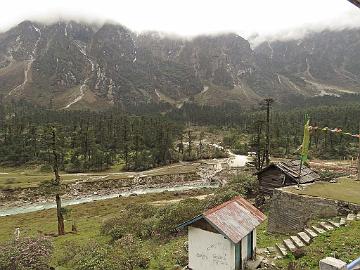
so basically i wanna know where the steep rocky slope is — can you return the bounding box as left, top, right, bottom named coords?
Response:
left=0, top=20, right=359, bottom=109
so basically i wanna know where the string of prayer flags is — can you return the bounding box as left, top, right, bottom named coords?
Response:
left=308, top=125, right=360, bottom=138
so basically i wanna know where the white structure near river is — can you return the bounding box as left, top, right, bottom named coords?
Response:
left=178, top=196, right=266, bottom=270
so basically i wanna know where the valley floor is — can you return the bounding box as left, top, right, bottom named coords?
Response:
left=0, top=188, right=359, bottom=270
left=0, top=190, right=214, bottom=269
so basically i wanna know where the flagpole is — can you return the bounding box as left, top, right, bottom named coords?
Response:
left=299, top=115, right=310, bottom=187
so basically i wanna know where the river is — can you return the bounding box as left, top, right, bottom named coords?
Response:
left=229, top=153, right=249, bottom=167
left=0, top=152, right=249, bottom=217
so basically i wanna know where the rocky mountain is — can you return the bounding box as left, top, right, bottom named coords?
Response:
left=0, top=20, right=359, bottom=110
left=255, top=29, right=360, bottom=99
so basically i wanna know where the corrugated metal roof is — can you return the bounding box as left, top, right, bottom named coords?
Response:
left=256, top=160, right=320, bottom=184
left=178, top=196, right=266, bottom=244
left=203, top=196, right=266, bottom=244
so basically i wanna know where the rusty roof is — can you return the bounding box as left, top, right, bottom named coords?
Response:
left=256, top=160, right=320, bottom=184
left=177, top=196, right=266, bottom=244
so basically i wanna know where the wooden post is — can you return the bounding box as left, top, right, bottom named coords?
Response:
left=56, top=194, right=65, bottom=235
left=358, top=128, right=360, bottom=181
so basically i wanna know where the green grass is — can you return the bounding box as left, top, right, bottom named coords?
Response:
left=0, top=162, right=199, bottom=189
left=288, top=178, right=360, bottom=205
left=0, top=169, right=78, bottom=189
left=0, top=189, right=211, bottom=268
left=141, top=163, right=199, bottom=176
left=256, top=219, right=287, bottom=248
left=1, top=187, right=359, bottom=269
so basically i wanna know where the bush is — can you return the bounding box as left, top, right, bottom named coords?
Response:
left=152, top=198, right=205, bottom=237
left=60, top=241, right=112, bottom=270
left=318, top=169, right=346, bottom=181
left=101, top=199, right=206, bottom=241
left=205, top=189, right=241, bottom=209
left=212, top=172, right=258, bottom=199
left=230, top=172, right=258, bottom=196
left=101, top=204, right=157, bottom=240
left=0, top=237, right=53, bottom=270
left=58, top=237, right=151, bottom=270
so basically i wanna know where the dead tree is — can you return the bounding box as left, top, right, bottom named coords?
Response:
left=56, top=194, right=65, bottom=235
left=51, top=128, right=64, bottom=235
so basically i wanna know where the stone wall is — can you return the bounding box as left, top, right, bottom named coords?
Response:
left=268, top=188, right=360, bottom=233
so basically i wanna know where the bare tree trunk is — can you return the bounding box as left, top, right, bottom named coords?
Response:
left=52, top=129, right=60, bottom=185
left=56, top=194, right=65, bottom=235
left=255, top=121, right=263, bottom=171
left=264, top=98, right=274, bottom=166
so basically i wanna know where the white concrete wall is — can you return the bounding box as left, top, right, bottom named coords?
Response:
left=188, top=226, right=235, bottom=270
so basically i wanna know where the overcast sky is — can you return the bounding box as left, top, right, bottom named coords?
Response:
left=1, top=0, right=359, bottom=42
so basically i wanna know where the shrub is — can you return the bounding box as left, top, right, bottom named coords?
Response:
left=0, top=237, right=53, bottom=270
left=228, top=172, right=258, bottom=196
left=58, top=237, right=151, bottom=270
left=101, top=199, right=206, bottom=241
left=111, top=235, right=151, bottom=270
left=318, top=169, right=346, bottom=181
left=152, top=198, right=205, bottom=237
left=101, top=204, right=157, bottom=240
left=61, top=241, right=111, bottom=270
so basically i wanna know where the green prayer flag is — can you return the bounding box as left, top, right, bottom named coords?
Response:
left=301, top=116, right=310, bottom=162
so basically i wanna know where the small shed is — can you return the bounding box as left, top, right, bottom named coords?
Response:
left=178, top=196, right=266, bottom=270
left=256, top=160, right=320, bottom=195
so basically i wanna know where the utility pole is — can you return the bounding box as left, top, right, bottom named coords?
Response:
left=264, top=98, right=274, bottom=166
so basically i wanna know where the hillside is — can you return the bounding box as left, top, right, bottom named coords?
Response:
left=0, top=20, right=359, bottom=110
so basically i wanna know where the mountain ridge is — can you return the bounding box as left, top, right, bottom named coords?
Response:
left=0, top=20, right=359, bottom=110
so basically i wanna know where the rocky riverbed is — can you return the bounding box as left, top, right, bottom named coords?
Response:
left=0, top=154, right=249, bottom=215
